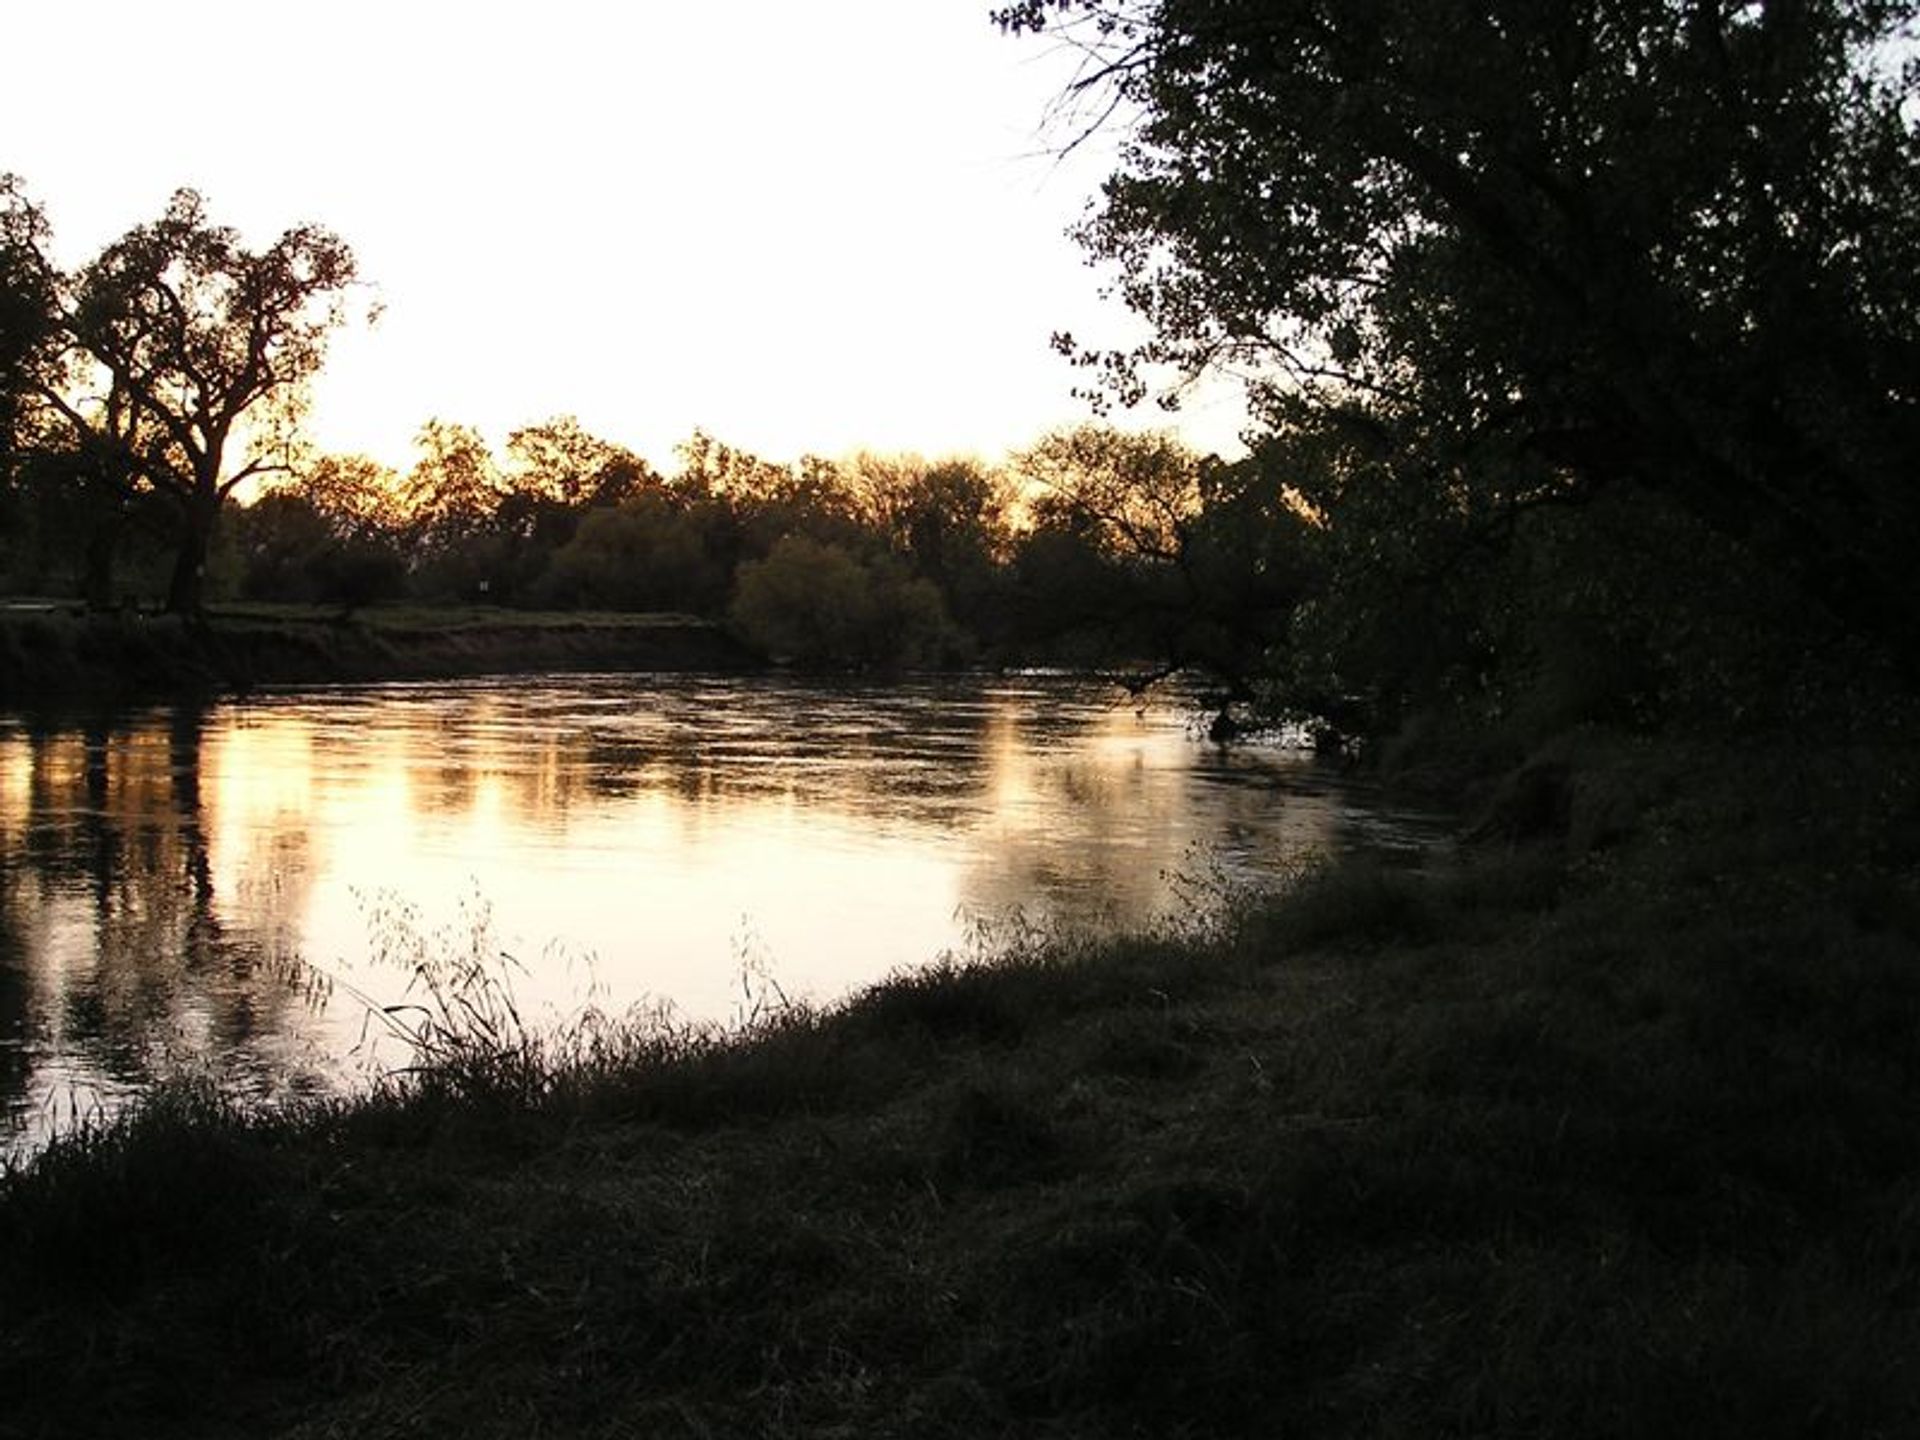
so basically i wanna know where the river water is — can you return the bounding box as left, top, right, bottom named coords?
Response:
left=0, top=673, right=1442, bottom=1148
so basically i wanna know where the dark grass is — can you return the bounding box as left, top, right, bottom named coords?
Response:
left=5, top=733, right=1920, bottom=1437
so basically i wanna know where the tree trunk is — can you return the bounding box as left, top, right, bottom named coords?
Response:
left=165, top=489, right=220, bottom=616
left=81, top=523, right=117, bottom=611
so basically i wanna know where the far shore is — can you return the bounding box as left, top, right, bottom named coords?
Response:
left=0, top=601, right=764, bottom=705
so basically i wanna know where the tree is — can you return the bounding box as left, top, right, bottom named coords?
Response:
left=1010, top=424, right=1316, bottom=694
left=0, top=177, right=57, bottom=464
left=841, top=452, right=1014, bottom=634
left=1016, top=424, right=1199, bottom=566
left=290, top=453, right=405, bottom=542
left=541, top=494, right=729, bottom=613
left=238, top=454, right=408, bottom=607
left=4, top=179, right=158, bottom=604
left=997, top=1, right=1920, bottom=676
left=505, top=415, right=658, bottom=509
left=35, top=189, right=360, bottom=613
left=401, top=420, right=502, bottom=552
left=2, top=180, right=67, bottom=591
left=731, top=534, right=958, bottom=669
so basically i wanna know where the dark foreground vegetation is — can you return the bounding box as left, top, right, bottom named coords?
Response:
left=4, top=719, right=1919, bottom=1438
left=7, top=2, right=1920, bottom=1433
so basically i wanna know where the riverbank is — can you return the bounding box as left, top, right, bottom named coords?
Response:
left=0, top=602, right=759, bottom=704
left=4, top=723, right=1918, bottom=1437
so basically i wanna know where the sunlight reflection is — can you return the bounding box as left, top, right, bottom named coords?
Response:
left=1, top=676, right=1443, bottom=1146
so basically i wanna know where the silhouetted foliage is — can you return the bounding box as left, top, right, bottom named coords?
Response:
left=999, top=0, right=1920, bottom=716
left=287, top=452, right=405, bottom=540
left=730, top=533, right=959, bottom=669
left=232, top=491, right=406, bottom=608
left=1002, top=425, right=1318, bottom=694
left=5, top=186, right=360, bottom=613
left=0, top=178, right=57, bottom=468
left=506, top=415, right=660, bottom=510
left=402, top=420, right=503, bottom=560
left=541, top=493, right=729, bottom=613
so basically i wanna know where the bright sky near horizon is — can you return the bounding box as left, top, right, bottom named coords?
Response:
left=2, top=2, right=1247, bottom=474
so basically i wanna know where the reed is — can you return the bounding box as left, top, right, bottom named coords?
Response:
left=4, top=730, right=1918, bottom=1437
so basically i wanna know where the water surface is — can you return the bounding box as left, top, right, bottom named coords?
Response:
left=0, top=673, right=1441, bottom=1145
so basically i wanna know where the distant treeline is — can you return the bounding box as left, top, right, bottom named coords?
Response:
left=0, top=391, right=1906, bottom=744
left=0, top=416, right=1313, bottom=684
left=10, top=0, right=1920, bottom=748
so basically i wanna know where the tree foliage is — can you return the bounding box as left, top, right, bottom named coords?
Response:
left=505, top=415, right=658, bottom=509
left=730, top=533, right=958, bottom=669
left=1, top=182, right=359, bottom=612
left=998, top=0, right=1920, bottom=680
left=239, top=455, right=408, bottom=607
left=0, top=178, right=57, bottom=460
left=542, top=495, right=728, bottom=613
left=1006, top=425, right=1319, bottom=697
left=289, top=453, right=406, bottom=541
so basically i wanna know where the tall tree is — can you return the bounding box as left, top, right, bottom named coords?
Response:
left=290, top=453, right=405, bottom=542
left=29, top=188, right=358, bottom=613
left=3, top=178, right=156, bottom=603
left=1010, top=424, right=1316, bottom=695
left=401, top=419, right=503, bottom=553
left=0, top=177, right=57, bottom=462
left=1, top=179, right=56, bottom=586
left=505, top=416, right=658, bottom=509
left=998, top=1, right=1920, bottom=672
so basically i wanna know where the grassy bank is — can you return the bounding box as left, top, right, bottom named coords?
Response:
left=0, top=602, right=758, bottom=704
left=4, top=727, right=1920, bottom=1437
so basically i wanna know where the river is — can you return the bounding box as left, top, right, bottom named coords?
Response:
left=0, top=673, right=1443, bottom=1149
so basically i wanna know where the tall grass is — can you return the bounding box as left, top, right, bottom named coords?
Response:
left=4, top=729, right=1920, bottom=1436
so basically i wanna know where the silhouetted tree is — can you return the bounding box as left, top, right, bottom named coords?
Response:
left=1006, top=425, right=1315, bottom=694
left=24, top=189, right=361, bottom=613
left=541, top=493, right=730, bottom=613
left=1017, top=426, right=1198, bottom=566
left=674, top=430, right=801, bottom=507
left=3, top=186, right=163, bottom=602
left=998, top=0, right=1920, bottom=678
left=399, top=420, right=506, bottom=596
left=731, top=533, right=958, bottom=668
left=843, top=453, right=1014, bottom=630
left=506, top=415, right=659, bottom=509
left=233, top=490, right=335, bottom=601
left=0, top=177, right=57, bottom=469
left=293, top=453, right=405, bottom=540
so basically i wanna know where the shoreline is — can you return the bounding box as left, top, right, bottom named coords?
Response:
left=0, top=604, right=763, bottom=705
left=4, top=724, right=1918, bottom=1435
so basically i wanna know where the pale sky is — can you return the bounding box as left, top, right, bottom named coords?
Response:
left=2, top=1, right=1247, bottom=472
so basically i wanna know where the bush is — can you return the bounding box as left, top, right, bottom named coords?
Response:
left=540, top=497, right=727, bottom=613
left=730, top=534, right=959, bottom=668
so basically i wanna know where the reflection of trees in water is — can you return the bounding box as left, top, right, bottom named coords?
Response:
left=0, top=900, right=30, bottom=1109
left=566, top=678, right=1009, bottom=824
left=479, top=679, right=1311, bottom=904
left=0, top=676, right=1417, bottom=1139
left=0, top=707, right=324, bottom=1129
left=955, top=736, right=1348, bottom=932
left=340, top=677, right=1021, bottom=833
left=957, top=716, right=1194, bottom=928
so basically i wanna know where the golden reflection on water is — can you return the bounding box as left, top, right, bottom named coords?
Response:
left=0, top=712, right=330, bottom=1134
left=0, top=676, right=1437, bottom=1145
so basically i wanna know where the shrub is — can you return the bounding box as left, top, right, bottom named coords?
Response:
left=730, top=534, right=958, bottom=668
left=540, top=497, right=727, bottom=613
